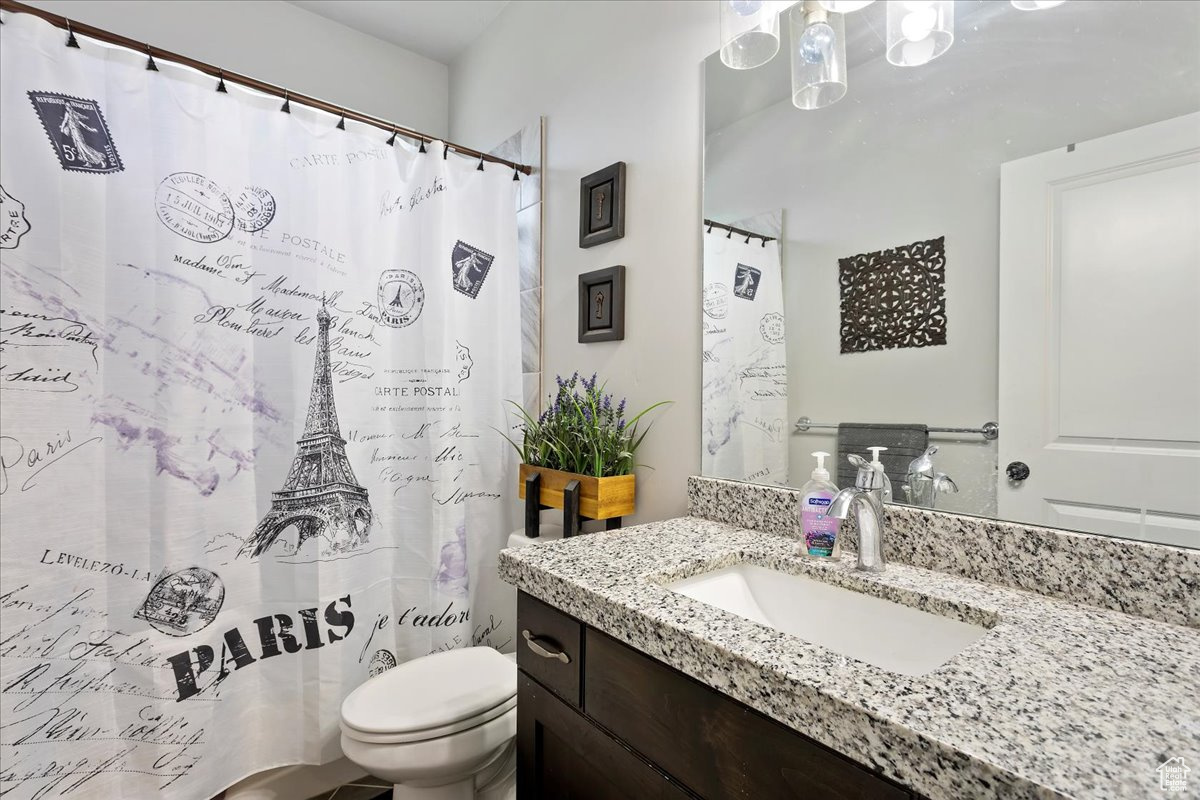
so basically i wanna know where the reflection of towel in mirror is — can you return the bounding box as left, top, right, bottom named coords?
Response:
left=836, top=423, right=929, bottom=489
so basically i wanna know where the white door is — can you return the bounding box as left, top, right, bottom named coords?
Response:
left=998, top=112, right=1200, bottom=548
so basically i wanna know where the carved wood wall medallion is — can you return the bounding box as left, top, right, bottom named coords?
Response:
left=838, top=235, right=947, bottom=354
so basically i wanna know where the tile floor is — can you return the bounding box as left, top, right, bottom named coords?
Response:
left=303, top=776, right=390, bottom=800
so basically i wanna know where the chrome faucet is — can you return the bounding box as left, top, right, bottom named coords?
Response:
left=828, top=453, right=887, bottom=572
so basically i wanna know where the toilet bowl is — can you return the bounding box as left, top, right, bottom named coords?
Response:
left=340, top=646, right=518, bottom=800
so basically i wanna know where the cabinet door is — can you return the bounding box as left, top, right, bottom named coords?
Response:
left=517, top=672, right=695, bottom=800
left=584, top=629, right=911, bottom=799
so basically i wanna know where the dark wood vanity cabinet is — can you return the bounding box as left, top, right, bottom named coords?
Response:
left=516, top=591, right=916, bottom=800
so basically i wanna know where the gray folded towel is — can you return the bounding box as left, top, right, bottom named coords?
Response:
left=836, top=423, right=930, bottom=489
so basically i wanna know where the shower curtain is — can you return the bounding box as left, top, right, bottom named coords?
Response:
left=0, top=13, right=520, bottom=800
left=701, top=227, right=788, bottom=485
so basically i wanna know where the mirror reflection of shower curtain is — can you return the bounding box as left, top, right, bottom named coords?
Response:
left=0, top=13, right=520, bottom=800
left=702, top=226, right=788, bottom=485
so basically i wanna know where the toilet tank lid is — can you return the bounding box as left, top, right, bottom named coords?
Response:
left=341, top=646, right=516, bottom=734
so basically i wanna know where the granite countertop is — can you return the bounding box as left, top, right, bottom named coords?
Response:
left=499, top=516, right=1200, bottom=800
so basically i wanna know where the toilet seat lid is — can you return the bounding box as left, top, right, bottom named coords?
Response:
left=341, top=646, right=516, bottom=735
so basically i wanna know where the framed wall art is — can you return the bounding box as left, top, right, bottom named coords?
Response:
left=579, top=161, right=626, bottom=248
left=578, top=265, right=625, bottom=343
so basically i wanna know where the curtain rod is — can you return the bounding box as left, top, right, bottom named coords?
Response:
left=0, top=0, right=533, bottom=175
left=704, top=218, right=776, bottom=244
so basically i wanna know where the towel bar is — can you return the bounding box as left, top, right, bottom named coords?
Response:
left=793, top=417, right=999, bottom=441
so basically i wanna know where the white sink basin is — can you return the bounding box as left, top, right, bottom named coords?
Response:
left=667, top=564, right=989, bottom=677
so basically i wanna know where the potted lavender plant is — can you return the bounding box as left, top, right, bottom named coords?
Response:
left=503, top=372, right=669, bottom=520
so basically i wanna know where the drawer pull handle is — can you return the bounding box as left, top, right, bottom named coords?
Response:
left=522, top=629, right=571, bottom=664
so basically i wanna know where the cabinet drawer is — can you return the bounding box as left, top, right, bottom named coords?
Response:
left=583, top=629, right=910, bottom=800
left=518, top=673, right=695, bottom=800
left=517, top=591, right=582, bottom=707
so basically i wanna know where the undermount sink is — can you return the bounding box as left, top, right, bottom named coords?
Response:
left=667, top=564, right=989, bottom=677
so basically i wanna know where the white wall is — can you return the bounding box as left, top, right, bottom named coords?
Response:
left=450, top=1, right=717, bottom=524
left=25, top=0, right=449, bottom=137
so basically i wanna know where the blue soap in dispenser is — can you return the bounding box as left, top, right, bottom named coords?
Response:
left=798, top=451, right=840, bottom=558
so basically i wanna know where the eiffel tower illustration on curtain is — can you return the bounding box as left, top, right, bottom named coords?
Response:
left=240, top=301, right=373, bottom=558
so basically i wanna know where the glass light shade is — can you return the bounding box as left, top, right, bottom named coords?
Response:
left=886, top=0, right=954, bottom=67
left=1010, top=0, right=1067, bottom=9
left=720, top=0, right=781, bottom=69
left=819, top=0, right=875, bottom=11
left=790, top=4, right=847, bottom=110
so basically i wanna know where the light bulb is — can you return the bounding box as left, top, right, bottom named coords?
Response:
left=720, top=0, right=780, bottom=69
left=798, top=20, right=835, bottom=64
left=789, top=4, right=846, bottom=109
left=1010, top=0, right=1066, bottom=9
left=819, top=0, right=874, bottom=11
left=886, top=0, right=953, bottom=67
left=901, top=7, right=937, bottom=41
left=728, top=0, right=764, bottom=16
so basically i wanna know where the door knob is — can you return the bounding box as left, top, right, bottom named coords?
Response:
left=1005, top=461, right=1030, bottom=482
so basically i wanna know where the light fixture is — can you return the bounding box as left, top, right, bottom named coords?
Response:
left=790, top=1, right=847, bottom=109
left=720, top=0, right=781, bottom=69
left=1010, top=0, right=1066, bottom=9
left=818, top=0, right=874, bottom=11
left=886, top=0, right=954, bottom=67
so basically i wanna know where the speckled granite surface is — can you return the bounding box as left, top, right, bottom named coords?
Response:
left=689, top=476, right=1200, bottom=628
left=499, top=517, right=1200, bottom=799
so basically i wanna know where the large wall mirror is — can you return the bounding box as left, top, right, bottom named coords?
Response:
left=701, top=0, right=1199, bottom=548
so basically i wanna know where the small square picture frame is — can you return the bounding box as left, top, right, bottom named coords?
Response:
left=578, top=265, right=625, bottom=343
left=579, top=162, right=626, bottom=248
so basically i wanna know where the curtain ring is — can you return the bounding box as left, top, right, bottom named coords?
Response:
left=745, top=234, right=752, bottom=244
left=145, top=43, right=158, bottom=71
left=336, top=109, right=346, bottom=130
left=280, top=89, right=291, bottom=114
left=216, top=68, right=228, bottom=93
left=386, top=126, right=397, bottom=146
left=706, top=223, right=714, bottom=234
left=512, top=165, right=521, bottom=182
left=418, top=138, right=428, bottom=154
left=726, top=229, right=732, bottom=239
left=476, top=153, right=485, bottom=171
left=761, top=238, right=768, bottom=248
left=65, top=20, right=80, bottom=48
left=444, top=144, right=451, bottom=160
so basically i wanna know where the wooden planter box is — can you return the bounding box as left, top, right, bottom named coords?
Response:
left=518, top=464, right=635, bottom=521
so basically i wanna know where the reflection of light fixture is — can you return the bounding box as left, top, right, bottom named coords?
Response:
left=720, top=0, right=781, bottom=69
left=1010, top=0, right=1066, bottom=9
left=886, top=0, right=954, bottom=67
left=819, top=0, right=874, bottom=11
left=790, top=2, right=846, bottom=109
left=718, top=0, right=1057, bottom=111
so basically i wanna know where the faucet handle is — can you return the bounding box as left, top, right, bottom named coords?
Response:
left=933, top=473, right=959, bottom=494
left=847, top=454, right=885, bottom=491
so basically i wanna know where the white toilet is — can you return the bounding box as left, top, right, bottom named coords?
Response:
left=339, top=646, right=518, bottom=800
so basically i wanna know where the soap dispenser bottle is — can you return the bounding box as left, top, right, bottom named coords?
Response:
left=867, top=446, right=893, bottom=503
left=798, top=451, right=840, bottom=558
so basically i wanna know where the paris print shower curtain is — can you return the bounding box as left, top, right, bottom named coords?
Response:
left=0, top=12, right=521, bottom=799
left=701, top=228, right=788, bottom=485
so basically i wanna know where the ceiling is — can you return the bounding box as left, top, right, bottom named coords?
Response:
left=288, top=0, right=510, bottom=65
